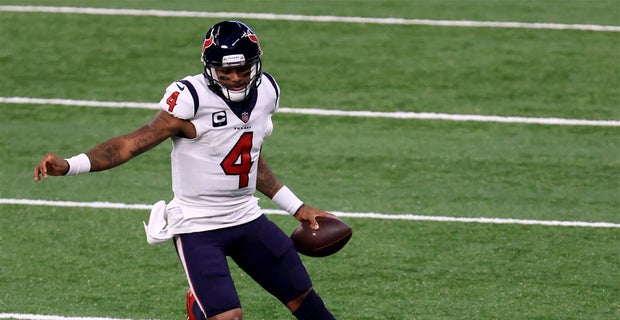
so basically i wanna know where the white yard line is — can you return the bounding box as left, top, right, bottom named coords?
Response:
left=1, top=6, right=618, bottom=127
left=1, top=96, right=618, bottom=127
left=0, top=6, right=619, bottom=32
left=2, top=198, right=618, bottom=229
left=0, top=314, right=152, bottom=320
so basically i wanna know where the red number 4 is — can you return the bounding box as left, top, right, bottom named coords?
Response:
left=166, top=91, right=180, bottom=112
left=220, top=132, right=254, bottom=188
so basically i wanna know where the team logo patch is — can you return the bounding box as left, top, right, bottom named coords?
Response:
left=241, top=112, right=250, bottom=123
left=212, top=111, right=227, bottom=127
left=247, top=32, right=258, bottom=43
left=202, top=34, right=214, bottom=54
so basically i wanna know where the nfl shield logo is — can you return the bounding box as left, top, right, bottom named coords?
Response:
left=241, top=112, right=250, bottom=123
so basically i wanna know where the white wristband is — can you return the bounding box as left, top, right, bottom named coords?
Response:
left=272, top=186, right=304, bottom=215
left=65, top=153, right=91, bottom=176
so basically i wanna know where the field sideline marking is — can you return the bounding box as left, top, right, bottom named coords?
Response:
left=2, top=198, right=618, bottom=229
left=0, top=314, right=150, bottom=320
left=1, top=96, right=618, bottom=127
left=0, top=5, right=619, bottom=32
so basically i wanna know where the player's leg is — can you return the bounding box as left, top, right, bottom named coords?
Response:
left=176, top=232, right=243, bottom=319
left=230, top=215, right=335, bottom=319
left=289, top=288, right=335, bottom=320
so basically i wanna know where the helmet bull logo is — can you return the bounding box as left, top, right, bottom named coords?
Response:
left=247, top=32, right=258, bottom=43
left=202, top=34, right=214, bottom=55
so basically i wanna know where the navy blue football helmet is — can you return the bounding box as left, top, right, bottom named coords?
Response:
left=201, top=21, right=263, bottom=102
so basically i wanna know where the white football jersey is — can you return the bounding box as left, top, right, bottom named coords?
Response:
left=156, top=73, right=280, bottom=234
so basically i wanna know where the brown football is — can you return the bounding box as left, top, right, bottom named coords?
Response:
left=290, top=216, right=353, bottom=257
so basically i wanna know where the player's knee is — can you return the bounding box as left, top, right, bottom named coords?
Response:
left=285, top=287, right=311, bottom=312
left=187, top=289, right=242, bottom=320
left=207, top=308, right=243, bottom=320
left=290, top=289, right=335, bottom=320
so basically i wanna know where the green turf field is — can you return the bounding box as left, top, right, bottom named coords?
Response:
left=0, top=1, right=619, bottom=319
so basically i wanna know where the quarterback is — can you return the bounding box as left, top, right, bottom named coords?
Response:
left=34, top=20, right=337, bottom=320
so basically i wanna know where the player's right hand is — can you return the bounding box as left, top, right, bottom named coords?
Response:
left=34, top=153, right=69, bottom=181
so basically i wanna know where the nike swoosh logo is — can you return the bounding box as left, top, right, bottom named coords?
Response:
left=176, top=82, right=186, bottom=91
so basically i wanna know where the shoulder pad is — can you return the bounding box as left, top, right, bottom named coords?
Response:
left=158, top=79, right=200, bottom=120
left=262, top=72, right=280, bottom=99
left=261, top=72, right=280, bottom=113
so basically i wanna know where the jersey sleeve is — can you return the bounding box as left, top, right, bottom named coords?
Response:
left=158, top=80, right=198, bottom=120
left=262, top=72, right=280, bottom=114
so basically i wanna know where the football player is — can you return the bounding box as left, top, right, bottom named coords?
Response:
left=34, top=20, right=337, bottom=320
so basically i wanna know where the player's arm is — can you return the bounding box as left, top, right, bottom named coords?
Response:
left=34, top=110, right=195, bottom=181
left=256, top=155, right=335, bottom=229
left=86, top=110, right=194, bottom=171
left=255, top=155, right=283, bottom=198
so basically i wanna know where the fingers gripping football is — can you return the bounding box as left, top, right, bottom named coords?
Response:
left=293, top=204, right=337, bottom=230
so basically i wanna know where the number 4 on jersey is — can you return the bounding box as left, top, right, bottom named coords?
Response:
left=220, top=132, right=253, bottom=188
left=166, top=91, right=180, bottom=112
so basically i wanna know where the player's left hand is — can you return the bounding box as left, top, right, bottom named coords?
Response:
left=294, top=205, right=337, bottom=230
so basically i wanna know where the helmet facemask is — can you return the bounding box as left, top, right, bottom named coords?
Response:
left=200, top=21, right=263, bottom=102
left=204, top=59, right=262, bottom=102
